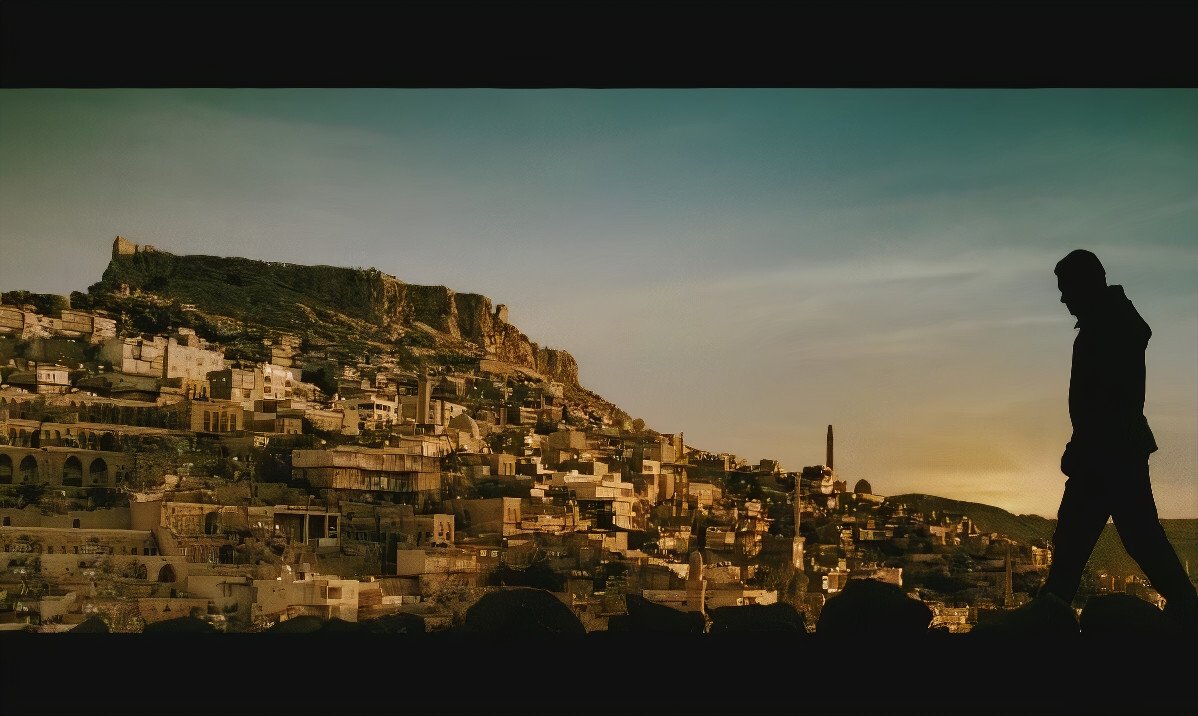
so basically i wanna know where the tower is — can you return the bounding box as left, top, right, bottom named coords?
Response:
left=826, top=424, right=833, bottom=472
left=792, top=467, right=805, bottom=571
left=1003, top=541, right=1015, bottom=608
left=686, top=550, right=706, bottom=615
left=417, top=368, right=432, bottom=425
left=112, top=235, right=137, bottom=258
left=672, top=454, right=689, bottom=517
left=673, top=468, right=687, bottom=517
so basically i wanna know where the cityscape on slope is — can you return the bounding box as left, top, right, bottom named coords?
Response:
left=0, top=237, right=1192, bottom=635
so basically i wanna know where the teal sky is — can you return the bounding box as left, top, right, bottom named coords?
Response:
left=2, top=89, right=1195, bottom=518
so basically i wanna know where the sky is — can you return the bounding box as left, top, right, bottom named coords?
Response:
left=1, top=88, right=1195, bottom=519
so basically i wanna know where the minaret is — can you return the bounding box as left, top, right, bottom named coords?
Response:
left=673, top=459, right=689, bottom=517
left=686, top=550, right=706, bottom=615
left=1003, top=541, right=1014, bottom=608
left=792, top=468, right=805, bottom=571
left=826, top=424, right=834, bottom=472
left=673, top=469, right=686, bottom=517
left=417, top=368, right=432, bottom=425
left=680, top=466, right=689, bottom=515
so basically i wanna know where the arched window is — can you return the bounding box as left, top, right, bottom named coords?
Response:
left=0, top=454, right=11, bottom=484
left=89, top=458, right=109, bottom=485
left=19, top=456, right=38, bottom=483
left=62, top=456, right=83, bottom=486
left=157, top=564, right=177, bottom=583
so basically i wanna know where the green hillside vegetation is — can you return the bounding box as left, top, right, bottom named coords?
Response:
left=82, top=251, right=416, bottom=352
left=891, top=493, right=1198, bottom=585
left=1090, top=520, right=1198, bottom=584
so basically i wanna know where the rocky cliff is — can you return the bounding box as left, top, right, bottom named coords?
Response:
left=87, top=238, right=581, bottom=385
left=535, top=347, right=579, bottom=386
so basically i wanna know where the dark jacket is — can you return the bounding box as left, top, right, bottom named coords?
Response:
left=1065, top=284, right=1157, bottom=466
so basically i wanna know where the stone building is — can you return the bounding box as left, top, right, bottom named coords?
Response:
left=686, top=481, right=722, bottom=509
left=99, top=334, right=225, bottom=383
left=340, top=394, right=399, bottom=431
left=251, top=565, right=368, bottom=622
left=128, top=499, right=339, bottom=563
left=2, top=411, right=186, bottom=453
left=208, top=363, right=298, bottom=408
left=207, top=367, right=261, bottom=406
left=181, top=399, right=244, bottom=434
left=393, top=546, right=481, bottom=599
left=269, top=504, right=341, bottom=549
left=0, top=521, right=181, bottom=584
left=1, top=364, right=73, bottom=395
left=0, top=445, right=132, bottom=487
left=291, top=445, right=443, bottom=503
left=0, top=305, right=115, bottom=344
left=185, top=573, right=255, bottom=627
left=246, top=399, right=303, bottom=435
left=443, top=497, right=522, bottom=537
left=131, top=500, right=244, bottom=566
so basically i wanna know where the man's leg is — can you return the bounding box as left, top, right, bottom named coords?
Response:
left=1109, top=460, right=1198, bottom=625
left=1040, top=474, right=1110, bottom=605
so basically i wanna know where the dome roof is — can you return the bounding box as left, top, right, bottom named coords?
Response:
left=448, top=412, right=481, bottom=439
left=854, top=479, right=873, bottom=494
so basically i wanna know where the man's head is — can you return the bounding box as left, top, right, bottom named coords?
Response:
left=1055, top=249, right=1107, bottom=317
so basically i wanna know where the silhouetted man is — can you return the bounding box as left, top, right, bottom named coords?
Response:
left=1040, top=249, right=1198, bottom=631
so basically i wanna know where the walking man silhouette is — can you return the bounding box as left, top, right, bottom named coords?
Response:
left=1039, top=249, right=1198, bottom=631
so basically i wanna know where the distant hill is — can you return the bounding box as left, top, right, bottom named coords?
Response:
left=890, top=493, right=1198, bottom=584
left=888, top=493, right=1056, bottom=544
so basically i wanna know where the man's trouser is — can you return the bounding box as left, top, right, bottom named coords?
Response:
left=1041, top=451, right=1197, bottom=612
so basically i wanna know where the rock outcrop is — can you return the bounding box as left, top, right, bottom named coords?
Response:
left=89, top=238, right=581, bottom=385
left=535, top=347, right=579, bottom=386
left=461, top=588, right=586, bottom=636
left=816, top=578, right=933, bottom=637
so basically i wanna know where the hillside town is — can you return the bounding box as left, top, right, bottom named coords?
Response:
left=0, top=238, right=1174, bottom=634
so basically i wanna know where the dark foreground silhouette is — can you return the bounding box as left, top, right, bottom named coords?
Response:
left=3, top=582, right=1194, bottom=715
left=816, top=577, right=933, bottom=637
